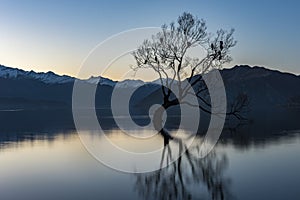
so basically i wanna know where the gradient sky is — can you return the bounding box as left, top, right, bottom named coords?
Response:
left=0, top=0, right=299, bottom=80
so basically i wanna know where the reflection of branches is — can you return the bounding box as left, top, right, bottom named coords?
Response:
left=134, top=135, right=233, bottom=200
left=228, top=93, right=250, bottom=121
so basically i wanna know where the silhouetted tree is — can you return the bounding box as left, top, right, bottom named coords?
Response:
left=132, top=12, right=249, bottom=139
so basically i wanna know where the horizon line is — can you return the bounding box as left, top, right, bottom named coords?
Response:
left=1, top=63, right=299, bottom=82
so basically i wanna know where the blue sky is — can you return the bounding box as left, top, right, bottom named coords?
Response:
left=0, top=0, right=299, bottom=79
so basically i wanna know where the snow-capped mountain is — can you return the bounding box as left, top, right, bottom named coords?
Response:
left=0, top=64, right=146, bottom=88
left=0, top=65, right=74, bottom=84
left=115, top=79, right=145, bottom=88
left=85, top=76, right=116, bottom=87
left=85, top=76, right=145, bottom=88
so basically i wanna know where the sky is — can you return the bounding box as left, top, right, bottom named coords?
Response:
left=0, top=0, right=299, bottom=80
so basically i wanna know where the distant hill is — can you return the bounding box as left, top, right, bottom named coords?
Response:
left=222, top=65, right=300, bottom=107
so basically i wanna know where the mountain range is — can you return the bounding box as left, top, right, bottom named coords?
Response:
left=0, top=64, right=300, bottom=114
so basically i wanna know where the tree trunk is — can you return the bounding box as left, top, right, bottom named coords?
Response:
left=153, top=101, right=178, bottom=146
left=153, top=105, right=166, bottom=132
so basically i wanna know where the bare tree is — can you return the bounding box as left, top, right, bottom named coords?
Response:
left=132, top=12, right=249, bottom=140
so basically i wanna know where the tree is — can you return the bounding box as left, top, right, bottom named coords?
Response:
left=132, top=12, right=249, bottom=142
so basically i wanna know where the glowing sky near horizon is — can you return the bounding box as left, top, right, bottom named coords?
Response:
left=0, top=0, right=299, bottom=80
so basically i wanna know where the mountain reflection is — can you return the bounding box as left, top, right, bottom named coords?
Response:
left=1, top=110, right=300, bottom=149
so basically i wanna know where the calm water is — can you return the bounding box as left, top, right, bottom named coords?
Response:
left=1, top=111, right=300, bottom=200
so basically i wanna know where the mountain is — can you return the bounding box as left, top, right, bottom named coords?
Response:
left=86, top=76, right=145, bottom=88
left=221, top=65, right=300, bottom=110
left=0, top=64, right=300, bottom=116
left=0, top=64, right=144, bottom=87
left=86, top=76, right=116, bottom=86
left=0, top=65, right=75, bottom=84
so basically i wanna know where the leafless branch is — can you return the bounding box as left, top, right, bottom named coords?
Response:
left=132, top=12, right=247, bottom=121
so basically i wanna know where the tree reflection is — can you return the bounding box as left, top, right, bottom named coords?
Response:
left=134, top=133, right=233, bottom=200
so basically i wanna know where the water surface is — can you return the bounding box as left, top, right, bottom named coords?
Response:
left=1, top=111, right=300, bottom=200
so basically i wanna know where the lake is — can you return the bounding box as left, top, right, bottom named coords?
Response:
left=0, top=110, right=300, bottom=200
